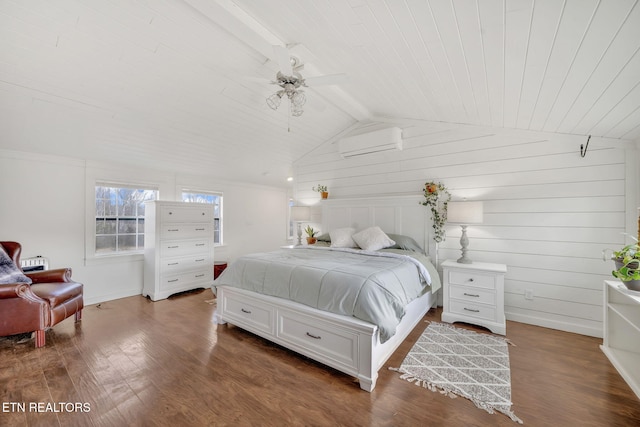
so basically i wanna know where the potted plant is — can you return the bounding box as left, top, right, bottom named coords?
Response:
left=611, top=236, right=640, bottom=291
left=304, top=225, right=318, bottom=244
left=313, top=185, right=328, bottom=199
left=419, top=181, right=451, bottom=243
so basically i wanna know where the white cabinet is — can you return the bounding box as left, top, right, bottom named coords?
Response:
left=143, top=201, right=214, bottom=301
left=601, top=280, right=640, bottom=399
left=441, top=259, right=507, bottom=335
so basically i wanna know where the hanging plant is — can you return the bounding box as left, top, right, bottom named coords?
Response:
left=420, top=181, right=451, bottom=243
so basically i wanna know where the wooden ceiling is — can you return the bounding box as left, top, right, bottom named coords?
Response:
left=1, top=0, right=638, bottom=187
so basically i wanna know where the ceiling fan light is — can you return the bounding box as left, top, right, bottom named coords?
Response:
left=291, top=91, right=306, bottom=107
left=291, top=106, right=304, bottom=117
left=266, top=93, right=282, bottom=110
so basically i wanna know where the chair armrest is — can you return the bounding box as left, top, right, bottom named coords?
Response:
left=27, top=268, right=73, bottom=284
left=0, top=283, right=28, bottom=299
left=0, top=283, right=44, bottom=304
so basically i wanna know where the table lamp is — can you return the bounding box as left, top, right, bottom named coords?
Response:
left=447, top=201, right=483, bottom=264
left=290, top=206, right=310, bottom=245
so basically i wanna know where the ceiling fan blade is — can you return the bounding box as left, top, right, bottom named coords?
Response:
left=304, top=73, right=348, bottom=86
left=240, top=75, right=271, bottom=83
left=273, top=45, right=293, bottom=76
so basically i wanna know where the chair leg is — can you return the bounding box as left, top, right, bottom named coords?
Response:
left=75, top=309, right=82, bottom=322
left=34, top=330, right=45, bottom=348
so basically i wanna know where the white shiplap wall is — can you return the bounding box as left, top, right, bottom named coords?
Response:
left=293, top=120, right=638, bottom=337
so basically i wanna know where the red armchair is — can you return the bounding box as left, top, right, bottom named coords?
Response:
left=0, top=241, right=83, bottom=347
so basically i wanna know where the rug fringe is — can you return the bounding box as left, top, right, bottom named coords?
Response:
left=390, top=366, right=523, bottom=424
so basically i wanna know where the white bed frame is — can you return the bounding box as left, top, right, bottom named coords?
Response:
left=215, top=195, right=437, bottom=391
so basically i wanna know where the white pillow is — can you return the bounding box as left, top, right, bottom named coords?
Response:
left=329, top=227, right=357, bottom=248
left=352, top=226, right=396, bottom=251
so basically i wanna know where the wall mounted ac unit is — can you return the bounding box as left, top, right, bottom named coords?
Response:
left=338, top=126, right=403, bottom=158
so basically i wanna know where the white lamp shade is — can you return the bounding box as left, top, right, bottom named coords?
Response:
left=290, top=206, right=310, bottom=222
left=448, top=201, right=483, bottom=224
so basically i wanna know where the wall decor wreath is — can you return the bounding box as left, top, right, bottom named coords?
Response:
left=420, top=181, right=451, bottom=243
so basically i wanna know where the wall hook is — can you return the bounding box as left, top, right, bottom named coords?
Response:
left=580, top=135, right=591, bottom=158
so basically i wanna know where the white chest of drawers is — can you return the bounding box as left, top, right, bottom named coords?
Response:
left=441, top=259, right=507, bottom=335
left=143, top=201, right=214, bottom=301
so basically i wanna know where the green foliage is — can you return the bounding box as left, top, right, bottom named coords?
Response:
left=419, top=181, right=451, bottom=243
left=612, top=240, right=640, bottom=282
left=313, top=184, right=328, bottom=193
left=304, top=225, right=318, bottom=237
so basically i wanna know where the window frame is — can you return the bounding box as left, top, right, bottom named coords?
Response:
left=94, top=182, right=158, bottom=256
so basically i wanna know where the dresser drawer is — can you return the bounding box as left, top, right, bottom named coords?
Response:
left=449, top=300, right=497, bottom=322
left=160, top=255, right=212, bottom=274
left=448, top=270, right=496, bottom=290
left=161, top=205, right=212, bottom=223
left=160, top=223, right=212, bottom=239
left=449, top=285, right=495, bottom=305
left=160, top=239, right=211, bottom=257
left=222, top=293, right=274, bottom=335
left=159, top=269, right=212, bottom=291
left=277, top=310, right=358, bottom=370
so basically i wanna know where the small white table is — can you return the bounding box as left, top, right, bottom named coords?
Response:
left=441, top=259, right=507, bottom=335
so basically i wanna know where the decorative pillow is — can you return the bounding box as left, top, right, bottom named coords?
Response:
left=315, top=233, right=331, bottom=242
left=352, top=226, right=396, bottom=251
left=0, top=246, right=32, bottom=284
left=329, top=227, right=357, bottom=248
left=387, top=234, right=424, bottom=253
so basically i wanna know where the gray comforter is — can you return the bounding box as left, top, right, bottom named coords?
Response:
left=213, top=246, right=440, bottom=343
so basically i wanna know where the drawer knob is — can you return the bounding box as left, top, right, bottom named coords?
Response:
left=306, top=332, right=322, bottom=340
left=468, top=278, right=474, bottom=282
left=464, top=293, right=480, bottom=298
left=463, top=307, right=480, bottom=313
left=241, top=308, right=252, bottom=314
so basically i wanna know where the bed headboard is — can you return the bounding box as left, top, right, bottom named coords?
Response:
left=320, top=195, right=435, bottom=257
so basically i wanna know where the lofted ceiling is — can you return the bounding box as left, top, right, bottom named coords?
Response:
left=1, top=0, right=639, bottom=187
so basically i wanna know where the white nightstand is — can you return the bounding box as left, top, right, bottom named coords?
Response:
left=441, top=259, right=507, bottom=335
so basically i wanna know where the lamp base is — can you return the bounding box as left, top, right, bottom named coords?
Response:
left=457, top=225, right=473, bottom=264
left=296, top=222, right=303, bottom=246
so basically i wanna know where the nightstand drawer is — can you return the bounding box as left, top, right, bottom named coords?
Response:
left=449, top=285, right=495, bottom=305
left=448, top=270, right=496, bottom=290
left=449, top=300, right=497, bottom=322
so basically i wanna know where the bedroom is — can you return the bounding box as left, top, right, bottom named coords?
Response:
left=1, top=0, right=639, bottom=425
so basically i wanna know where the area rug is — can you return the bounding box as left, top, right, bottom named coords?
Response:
left=391, top=322, right=522, bottom=424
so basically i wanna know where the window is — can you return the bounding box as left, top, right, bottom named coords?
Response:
left=95, top=185, right=158, bottom=254
left=182, top=191, right=223, bottom=244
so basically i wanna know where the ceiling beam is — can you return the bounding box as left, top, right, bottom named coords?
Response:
left=182, top=0, right=371, bottom=121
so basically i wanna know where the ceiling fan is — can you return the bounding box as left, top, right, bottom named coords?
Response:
left=265, top=45, right=347, bottom=117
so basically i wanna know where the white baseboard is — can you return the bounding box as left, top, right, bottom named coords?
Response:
left=84, top=289, right=143, bottom=306
left=506, top=312, right=603, bottom=339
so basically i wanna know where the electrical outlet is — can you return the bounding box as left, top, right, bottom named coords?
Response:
left=525, top=289, right=534, bottom=300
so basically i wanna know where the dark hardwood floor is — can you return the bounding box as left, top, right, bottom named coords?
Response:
left=1, top=288, right=639, bottom=426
